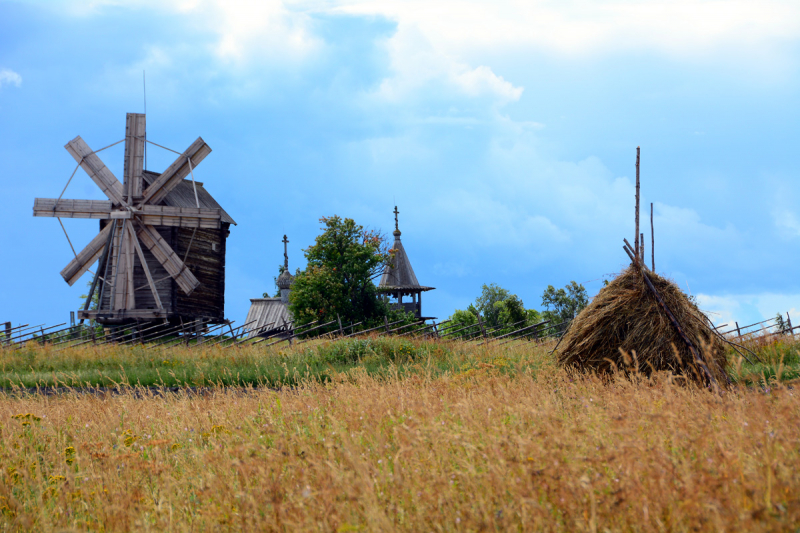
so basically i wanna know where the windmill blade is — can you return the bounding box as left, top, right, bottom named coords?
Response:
left=124, top=113, right=146, bottom=200
left=134, top=222, right=200, bottom=295
left=139, top=137, right=211, bottom=206
left=112, top=221, right=133, bottom=310
left=34, top=198, right=113, bottom=219
left=65, top=136, right=127, bottom=206
left=138, top=205, right=221, bottom=229
left=126, top=222, right=163, bottom=310
left=60, top=223, right=114, bottom=286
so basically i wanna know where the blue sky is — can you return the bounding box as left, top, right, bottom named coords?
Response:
left=1, top=0, right=799, bottom=329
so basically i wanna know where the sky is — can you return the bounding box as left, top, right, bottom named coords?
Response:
left=1, top=0, right=799, bottom=330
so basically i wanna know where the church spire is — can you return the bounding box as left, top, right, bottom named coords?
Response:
left=393, top=205, right=401, bottom=237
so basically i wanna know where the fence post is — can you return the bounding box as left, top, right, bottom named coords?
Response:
left=735, top=321, right=741, bottom=338
left=3, top=322, right=10, bottom=346
left=384, top=316, right=390, bottom=335
left=337, top=314, right=344, bottom=337
left=477, top=314, right=487, bottom=339
left=787, top=313, right=793, bottom=335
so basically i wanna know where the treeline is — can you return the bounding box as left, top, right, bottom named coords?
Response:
left=444, top=281, right=588, bottom=340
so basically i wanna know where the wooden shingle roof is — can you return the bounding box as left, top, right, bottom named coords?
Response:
left=244, top=298, right=292, bottom=338
left=378, top=230, right=434, bottom=292
left=143, top=170, right=236, bottom=225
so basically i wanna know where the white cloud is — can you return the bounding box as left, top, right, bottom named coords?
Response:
left=369, top=23, right=522, bottom=106
left=696, top=292, right=800, bottom=328
left=333, top=0, right=800, bottom=64
left=773, top=209, right=800, bottom=238
left=0, top=69, right=22, bottom=88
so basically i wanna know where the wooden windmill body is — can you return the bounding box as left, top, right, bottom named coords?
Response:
left=33, top=113, right=235, bottom=325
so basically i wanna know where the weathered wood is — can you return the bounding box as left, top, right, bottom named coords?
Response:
left=174, top=226, right=224, bottom=318
left=442, top=322, right=480, bottom=337
left=125, top=224, right=136, bottom=310
left=344, top=319, right=404, bottom=338
left=634, top=146, right=640, bottom=259
left=79, top=309, right=172, bottom=320
left=127, top=222, right=163, bottom=310
left=124, top=113, right=146, bottom=199
left=60, top=223, right=114, bottom=286
left=640, top=233, right=645, bottom=263
left=113, top=222, right=129, bottom=310
left=650, top=202, right=655, bottom=271
left=139, top=205, right=221, bottom=229
left=477, top=314, right=487, bottom=339
left=483, top=320, right=550, bottom=345
left=82, top=223, right=114, bottom=314
left=34, top=198, right=113, bottom=219
left=135, top=222, right=200, bottom=295
left=65, top=136, right=126, bottom=206
left=140, top=138, right=212, bottom=206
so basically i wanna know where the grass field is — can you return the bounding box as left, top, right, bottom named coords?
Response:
left=1, top=336, right=799, bottom=531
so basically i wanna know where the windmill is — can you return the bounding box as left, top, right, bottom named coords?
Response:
left=33, top=113, right=235, bottom=324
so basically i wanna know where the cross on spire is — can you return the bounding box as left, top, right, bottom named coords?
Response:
left=282, top=234, right=289, bottom=270
left=393, top=205, right=399, bottom=231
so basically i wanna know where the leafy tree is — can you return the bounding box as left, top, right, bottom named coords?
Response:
left=541, top=281, right=588, bottom=324
left=775, top=313, right=790, bottom=335
left=288, top=216, right=407, bottom=330
left=474, top=283, right=511, bottom=328
left=494, top=294, right=527, bottom=332
left=445, top=307, right=479, bottom=339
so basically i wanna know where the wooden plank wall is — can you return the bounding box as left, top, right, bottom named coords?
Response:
left=99, top=220, right=174, bottom=314
left=174, top=224, right=227, bottom=320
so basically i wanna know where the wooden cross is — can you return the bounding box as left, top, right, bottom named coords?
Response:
left=282, top=234, right=289, bottom=269
left=393, top=206, right=399, bottom=231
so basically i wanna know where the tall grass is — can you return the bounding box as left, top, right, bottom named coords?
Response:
left=1, top=362, right=799, bottom=530
left=0, top=336, right=557, bottom=389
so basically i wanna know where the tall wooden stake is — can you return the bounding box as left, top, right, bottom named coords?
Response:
left=635, top=146, right=640, bottom=259
left=640, top=233, right=644, bottom=263
left=650, top=202, right=655, bottom=271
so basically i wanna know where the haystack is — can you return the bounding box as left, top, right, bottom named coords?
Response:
left=557, top=265, right=727, bottom=385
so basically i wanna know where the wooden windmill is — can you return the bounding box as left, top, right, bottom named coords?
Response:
left=33, top=113, right=235, bottom=324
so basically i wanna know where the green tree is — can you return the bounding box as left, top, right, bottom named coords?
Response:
left=444, top=307, right=479, bottom=339
left=474, top=283, right=511, bottom=328
left=288, top=216, right=405, bottom=329
left=494, top=294, right=527, bottom=332
left=775, top=313, right=789, bottom=334
left=541, top=281, right=588, bottom=324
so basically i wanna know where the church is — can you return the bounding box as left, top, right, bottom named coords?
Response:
left=244, top=207, right=435, bottom=336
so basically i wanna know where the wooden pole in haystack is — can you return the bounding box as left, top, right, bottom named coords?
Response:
left=635, top=146, right=640, bottom=259
left=650, top=203, right=655, bottom=271
left=640, top=233, right=644, bottom=263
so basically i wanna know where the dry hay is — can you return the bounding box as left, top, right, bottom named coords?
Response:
left=557, top=265, right=727, bottom=384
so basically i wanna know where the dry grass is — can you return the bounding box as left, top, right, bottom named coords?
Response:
left=559, top=266, right=728, bottom=384
left=0, top=342, right=798, bottom=531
